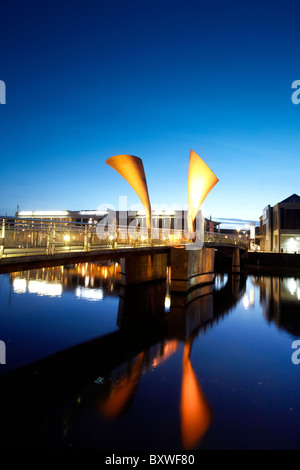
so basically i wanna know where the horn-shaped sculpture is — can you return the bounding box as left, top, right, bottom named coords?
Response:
left=106, top=155, right=151, bottom=229
left=187, top=149, right=219, bottom=234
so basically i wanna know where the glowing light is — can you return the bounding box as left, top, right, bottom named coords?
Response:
left=64, top=234, right=70, bottom=242
left=18, top=211, right=33, bottom=216
left=187, top=149, right=219, bottom=234
left=164, top=295, right=171, bottom=310
left=287, top=237, right=297, bottom=253
left=79, top=210, right=107, bottom=215
left=106, top=154, right=151, bottom=229
left=35, top=211, right=68, bottom=216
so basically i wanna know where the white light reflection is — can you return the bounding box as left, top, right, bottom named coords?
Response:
left=287, top=278, right=297, bottom=296
left=13, top=278, right=27, bottom=294
left=214, top=274, right=228, bottom=291
left=249, top=288, right=255, bottom=307
left=28, top=280, right=62, bottom=297
left=75, top=286, right=103, bottom=301
left=242, top=293, right=250, bottom=310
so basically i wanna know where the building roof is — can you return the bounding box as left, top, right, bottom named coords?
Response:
left=279, top=193, right=300, bottom=204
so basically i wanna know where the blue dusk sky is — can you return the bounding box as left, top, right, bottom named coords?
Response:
left=1, top=0, right=300, bottom=225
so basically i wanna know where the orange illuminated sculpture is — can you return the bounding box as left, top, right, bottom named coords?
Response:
left=106, top=155, right=151, bottom=229
left=187, top=149, right=219, bottom=234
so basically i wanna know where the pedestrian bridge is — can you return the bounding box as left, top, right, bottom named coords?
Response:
left=0, top=217, right=246, bottom=293
left=0, top=216, right=247, bottom=261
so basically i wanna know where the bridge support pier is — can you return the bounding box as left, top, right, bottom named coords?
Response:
left=170, top=246, right=215, bottom=293
left=120, top=252, right=168, bottom=285
left=232, top=247, right=240, bottom=276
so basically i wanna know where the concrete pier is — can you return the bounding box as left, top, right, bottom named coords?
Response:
left=170, top=246, right=215, bottom=293
left=120, top=252, right=168, bottom=285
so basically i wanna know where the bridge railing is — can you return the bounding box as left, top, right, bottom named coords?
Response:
left=204, top=231, right=248, bottom=249
left=0, top=217, right=248, bottom=259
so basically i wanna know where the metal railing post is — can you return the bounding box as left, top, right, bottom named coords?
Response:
left=0, top=219, right=5, bottom=260
left=51, top=223, right=56, bottom=255
left=84, top=225, right=88, bottom=252
left=84, top=225, right=92, bottom=252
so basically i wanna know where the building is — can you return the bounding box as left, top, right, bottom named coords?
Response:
left=260, top=194, right=300, bottom=253
left=15, top=208, right=220, bottom=233
left=16, top=209, right=108, bottom=225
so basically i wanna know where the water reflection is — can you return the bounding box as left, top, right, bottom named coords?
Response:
left=180, top=335, right=212, bottom=449
left=214, top=273, right=228, bottom=291
left=96, top=352, right=145, bottom=420
left=253, top=275, right=300, bottom=336
left=10, top=261, right=121, bottom=299
left=0, top=265, right=247, bottom=450
left=2, top=265, right=300, bottom=449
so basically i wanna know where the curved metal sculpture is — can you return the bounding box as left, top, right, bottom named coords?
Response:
left=106, top=155, right=151, bottom=229
left=187, top=149, right=219, bottom=234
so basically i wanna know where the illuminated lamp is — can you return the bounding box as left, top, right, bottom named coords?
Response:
left=187, top=149, right=219, bottom=235
left=106, top=155, right=151, bottom=229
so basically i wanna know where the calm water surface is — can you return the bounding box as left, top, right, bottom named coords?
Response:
left=0, top=261, right=300, bottom=450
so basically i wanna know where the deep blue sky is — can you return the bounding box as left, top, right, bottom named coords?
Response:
left=1, top=0, right=300, bottom=223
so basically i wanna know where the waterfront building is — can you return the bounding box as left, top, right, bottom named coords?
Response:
left=15, top=208, right=220, bottom=233
left=259, top=194, right=300, bottom=253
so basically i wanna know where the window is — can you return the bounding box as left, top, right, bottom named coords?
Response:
left=280, top=208, right=285, bottom=229
left=285, top=209, right=300, bottom=229
left=273, top=210, right=278, bottom=230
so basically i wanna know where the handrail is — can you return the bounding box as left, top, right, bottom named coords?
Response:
left=0, top=216, right=248, bottom=260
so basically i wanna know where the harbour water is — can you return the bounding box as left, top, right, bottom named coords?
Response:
left=0, top=261, right=300, bottom=450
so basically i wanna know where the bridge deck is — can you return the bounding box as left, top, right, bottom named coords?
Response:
left=0, top=217, right=247, bottom=272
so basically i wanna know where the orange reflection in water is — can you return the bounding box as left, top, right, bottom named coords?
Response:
left=152, top=340, right=178, bottom=368
left=97, top=353, right=144, bottom=420
left=180, top=338, right=212, bottom=449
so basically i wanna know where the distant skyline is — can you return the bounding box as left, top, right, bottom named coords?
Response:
left=1, top=0, right=300, bottom=224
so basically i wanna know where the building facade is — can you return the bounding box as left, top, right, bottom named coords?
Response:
left=15, top=208, right=220, bottom=233
left=260, top=194, right=300, bottom=253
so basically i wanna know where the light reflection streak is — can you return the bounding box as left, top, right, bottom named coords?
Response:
left=96, top=353, right=144, bottom=419
left=180, top=336, right=212, bottom=449
left=75, top=286, right=103, bottom=301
